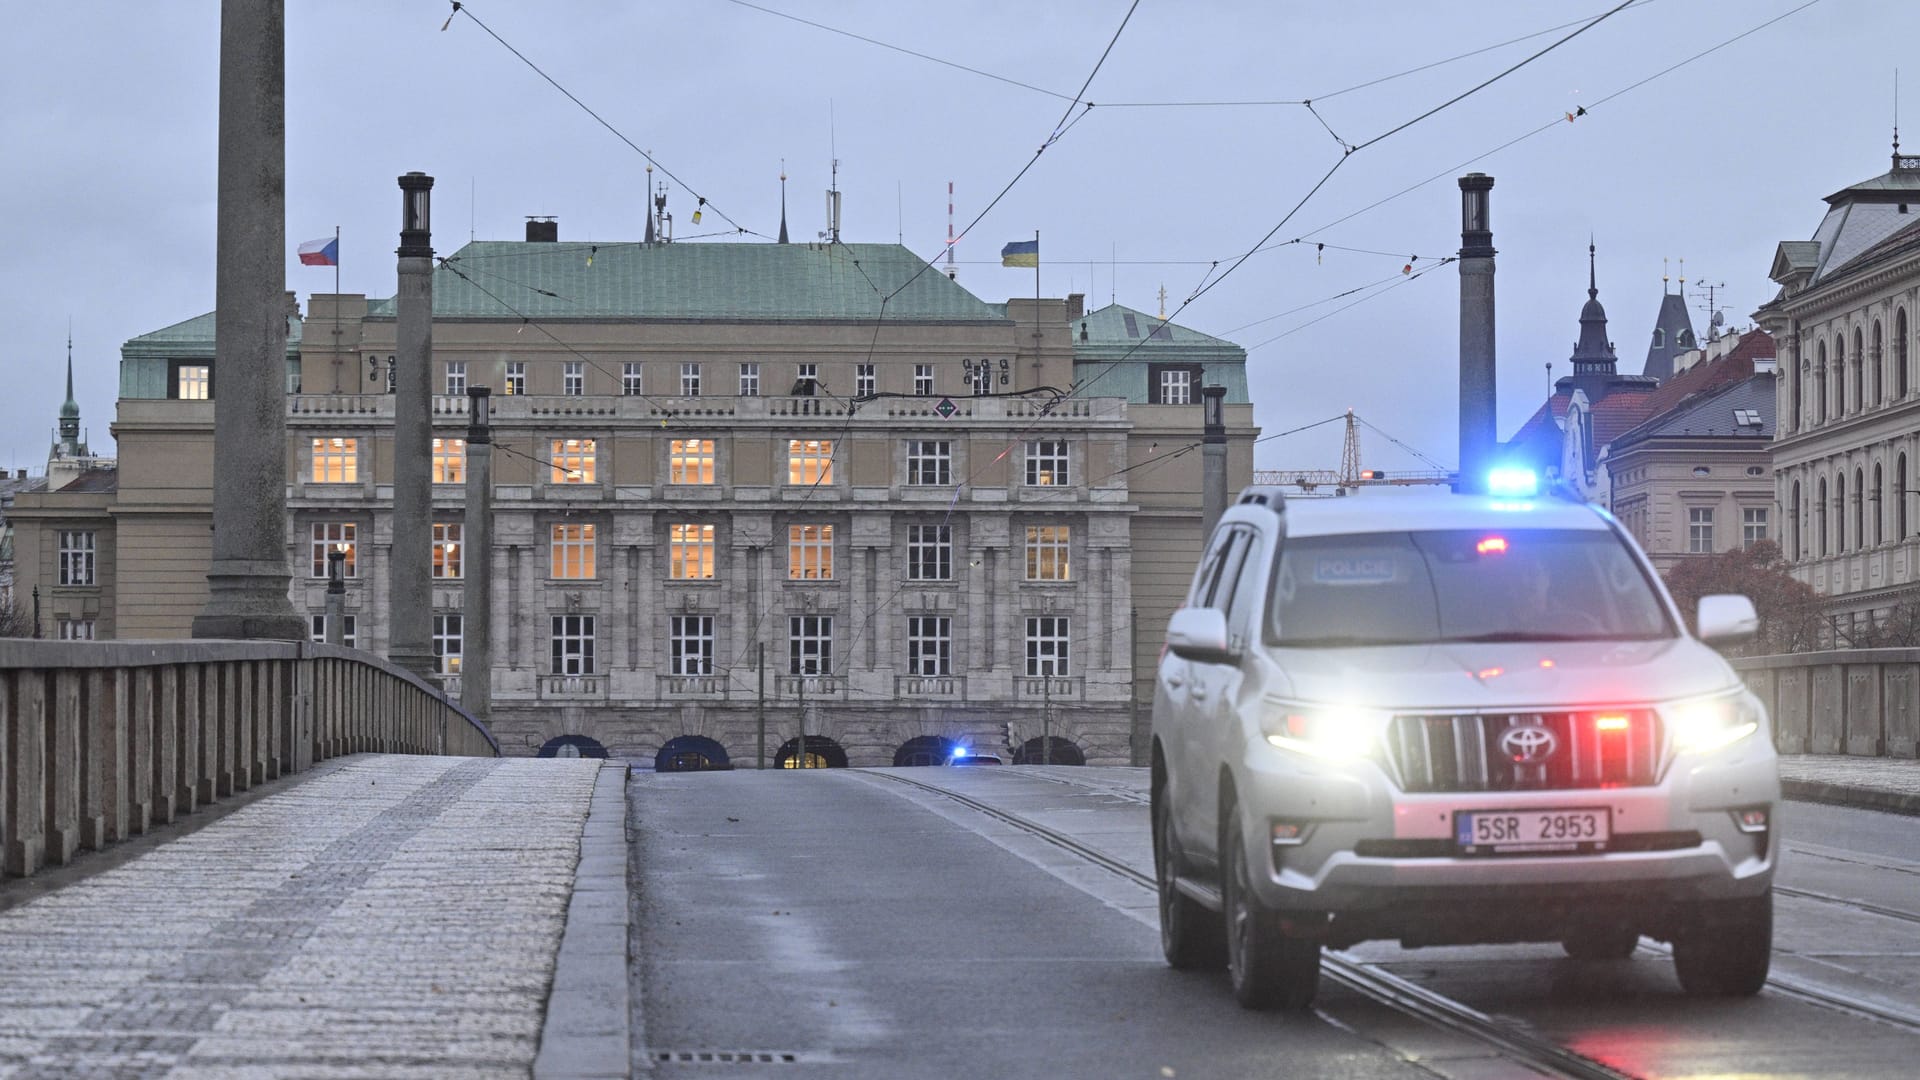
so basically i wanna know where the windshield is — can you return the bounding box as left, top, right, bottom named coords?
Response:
left=1269, top=528, right=1674, bottom=647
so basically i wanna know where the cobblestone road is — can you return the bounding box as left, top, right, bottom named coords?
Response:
left=0, top=755, right=602, bottom=1079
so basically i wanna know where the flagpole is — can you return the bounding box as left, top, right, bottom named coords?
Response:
left=333, top=225, right=341, bottom=395
left=1033, top=228, right=1041, bottom=390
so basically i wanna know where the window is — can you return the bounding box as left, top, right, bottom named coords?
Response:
left=550, top=523, right=597, bottom=579
left=623, top=362, right=644, bottom=396
left=310, top=522, right=356, bottom=578
left=968, top=362, right=992, bottom=395
left=175, top=364, right=210, bottom=400
left=670, top=524, right=715, bottom=580
left=788, top=615, right=832, bottom=676
left=1743, top=507, right=1768, bottom=549
left=856, top=363, right=876, bottom=397
left=1025, top=441, right=1068, bottom=486
left=551, top=615, right=595, bottom=675
left=432, top=437, right=466, bottom=484
left=788, top=439, right=833, bottom=485
left=57, top=530, right=96, bottom=586
left=432, top=522, right=463, bottom=579
left=57, top=618, right=95, bottom=640
left=1159, top=369, right=1193, bottom=405
left=1876, top=462, right=1887, bottom=545
left=907, top=616, right=951, bottom=676
left=906, top=440, right=951, bottom=485
left=445, top=361, right=467, bottom=397
left=1837, top=474, right=1847, bottom=552
left=681, top=362, right=702, bottom=396
left=1900, top=308, right=1911, bottom=399
left=914, top=364, right=935, bottom=396
left=1688, top=508, right=1714, bottom=553
left=738, top=362, right=759, bottom=397
left=1856, top=466, right=1866, bottom=548
left=1025, top=616, right=1070, bottom=676
left=1818, top=478, right=1829, bottom=556
left=433, top=614, right=463, bottom=674
left=670, top=615, right=714, bottom=675
left=563, top=361, right=584, bottom=396
left=1025, top=525, right=1071, bottom=580
left=907, top=524, right=952, bottom=581
left=789, top=524, right=833, bottom=580
left=312, top=437, right=357, bottom=483
left=550, top=438, right=596, bottom=484
left=795, top=363, right=818, bottom=393
left=670, top=439, right=715, bottom=484
left=310, top=613, right=357, bottom=647
left=1902, top=455, right=1911, bottom=539
left=505, top=361, right=526, bottom=396
left=1652, top=328, right=1665, bottom=348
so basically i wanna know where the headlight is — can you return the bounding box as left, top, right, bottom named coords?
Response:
left=1665, top=691, right=1764, bottom=753
left=1262, top=701, right=1384, bottom=760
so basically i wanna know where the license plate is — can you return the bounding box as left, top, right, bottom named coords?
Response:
left=1454, top=807, right=1610, bottom=854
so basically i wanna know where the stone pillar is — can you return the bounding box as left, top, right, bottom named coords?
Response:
left=324, top=548, right=346, bottom=644
left=389, top=171, right=437, bottom=679
left=1457, top=173, right=1497, bottom=495
left=194, top=0, right=304, bottom=641
left=1201, top=385, right=1228, bottom=537
left=462, top=386, right=494, bottom=720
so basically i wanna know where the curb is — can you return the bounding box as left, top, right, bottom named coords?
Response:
left=1782, top=779, right=1920, bottom=818
left=534, top=762, right=631, bottom=1079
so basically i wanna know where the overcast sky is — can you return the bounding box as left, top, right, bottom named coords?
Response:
left=3, top=0, right=1911, bottom=479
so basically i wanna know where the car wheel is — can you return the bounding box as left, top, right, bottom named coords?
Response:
left=1672, top=893, right=1772, bottom=997
left=1562, top=924, right=1640, bottom=961
left=1155, top=794, right=1224, bottom=970
left=1223, top=810, right=1320, bottom=1010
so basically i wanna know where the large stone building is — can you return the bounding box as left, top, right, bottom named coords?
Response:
left=1757, top=149, right=1920, bottom=639
left=10, top=228, right=1255, bottom=766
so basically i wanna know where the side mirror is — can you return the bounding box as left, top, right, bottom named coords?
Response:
left=1697, top=594, right=1758, bottom=645
left=1166, top=608, right=1238, bottom=665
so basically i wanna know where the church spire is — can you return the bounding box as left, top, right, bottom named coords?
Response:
left=55, top=330, right=86, bottom=457
left=1569, top=241, right=1617, bottom=378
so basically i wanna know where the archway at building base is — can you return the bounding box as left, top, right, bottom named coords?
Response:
left=1013, top=736, right=1085, bottom=765
left=656, top=735, right=732, bottom=772
left=774, top=734, right=849, bottom=769
left=538, top=734, right=609, bottom=759
left=893, top=735, right=962, bottom=767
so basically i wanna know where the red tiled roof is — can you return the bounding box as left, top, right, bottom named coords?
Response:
left=1612, top=329, right=1774, bottom=444
left=1508, top=394, right=1569, bottom=444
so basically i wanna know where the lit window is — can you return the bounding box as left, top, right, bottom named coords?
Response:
left=176, top=364, right=210, bottom=400
left=788, top=439, right=833, bottom=485
left=788, top=615, right=832, bottom=676
left=563, top=361, right=584, bottom=396
left=550, top=523, right=597, bottom=580
left=1160, top=369, right=1192, bottom=405
left=670, top=524, right=716, bottom=580
left=671, top=615, right=715, bottom=675
left=505, top=361, right=526, bottom=396
left=623, top=362, right=643, bottom=397
left=906, top=440, right=951, bottom=486
left=1025, top=440, right=1068, bottom=486
left=550, top=438, right=596, bottom=484
left=310, top=522, right=356, bottom=578
left=907, top=616, right=951, bottom=676
left=670, top=439, right=715, bottom=485
left=907, top=524, right=951, bottom=581
left=914, top=364, right=935, bottom=396
left=58, top=618, right=95, bottom=640
left=433, top=614, right=463, bottom=674
left=856, top=363, right=876, bottom=397
left=1025, top=525, right=1071, bottom=581
left=309, top=613, right=357, bottom=647
left=58, top=530, right=96, bottom=586
left=789, top=524, right=833, bottom=580
left=445, top=361, right=467, bottom=397
left=1026, top=616, right=1070, bottom=676
left=1743, top=507, right=1769, bottom=549
left=739, top=362, right=760, bottom=397
left=551, top=615, right=596, bottom=675
left=1688, top=507, right=1715, bottom=554
left=432, top=437, right=466, bottom=484
left=312, top=437, right=358, bottom=483
left=681, top=362, right=702, bottom=397
left=432, top=522, right=462, bottom=579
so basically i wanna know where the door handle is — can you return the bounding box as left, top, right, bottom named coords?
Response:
left=1191, top=683, right=1208, bottom=701
left=1166, top=672, right=1185, bottom=689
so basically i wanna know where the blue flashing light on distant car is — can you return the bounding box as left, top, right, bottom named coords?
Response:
left=1485, top=466, right=1539, bottom=497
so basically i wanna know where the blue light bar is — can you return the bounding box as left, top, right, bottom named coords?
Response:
left=1486, top=467, right=1539, bottom=497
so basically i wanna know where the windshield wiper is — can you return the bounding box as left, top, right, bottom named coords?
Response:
left=1278, top=635, right=1427, bottom=648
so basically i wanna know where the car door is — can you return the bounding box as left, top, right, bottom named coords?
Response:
left=1179, top=525, right=1255, bottom=873
left=1206, top=522, right=1272, bottom=864
left=1161, top=526, right=1238, bottom=850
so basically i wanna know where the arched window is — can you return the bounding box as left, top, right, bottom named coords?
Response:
left=1873, top=321, right=1885, bottom=405
left=1818, top=341, right=1829, bottom=420
left=1836, top=334, right=1849, bottom=414
left=1652, top=327, right=1665, bottom=348
left=1902, top=454, right=1911, bottom=539
left=1899, top=308, right=1911, bottom=399
left=1791, top=480, right=1802, bottom=559
left=1875, top=462, right=1886, bottom=545
left=1818, top=477, right=1829, bottom=556
left=1856, top=466, right=1865, bottom=548
left=1855, top=328, right=1866, bottom=410
left=1679, top=329, right=1695, bottom=349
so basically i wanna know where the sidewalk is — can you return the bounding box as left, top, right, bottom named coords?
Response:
left=1779, top=754, right=1920, bottom=817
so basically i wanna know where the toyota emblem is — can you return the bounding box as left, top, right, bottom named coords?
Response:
left=1500, top=724, right=1557, bottom=763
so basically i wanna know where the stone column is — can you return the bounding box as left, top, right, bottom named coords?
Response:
left=389, top=172, right=437, bottom=679
left=461, top=387, right=493, bottom=720
left=1457, top=173, right=1497, bottom=495
left=193, top=0, right=304, bottom=641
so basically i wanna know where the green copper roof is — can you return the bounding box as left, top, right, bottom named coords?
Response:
left=123, top=310, right=304, bottom=357
left=374, top=241, right=1010, bottom=322
left=1069, top=303, right=1250, bottom=403
left=1074, top=303, right=1240, bottom=350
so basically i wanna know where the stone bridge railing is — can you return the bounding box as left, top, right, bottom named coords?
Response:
left=1733, top=649, right=1920, bottom=758
left=1, top=640, right=498, bottom=880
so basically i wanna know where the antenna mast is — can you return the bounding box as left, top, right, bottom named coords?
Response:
left=825, top=103, right=842, bottom=243
left=945, top=181, right=956, bottom=280
left=1690, top=279, right=1729, bottom=339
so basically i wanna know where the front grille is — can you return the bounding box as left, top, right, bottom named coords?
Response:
left=1387, top=710, right=1662, bottom=792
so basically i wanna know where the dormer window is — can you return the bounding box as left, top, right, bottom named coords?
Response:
left=1652, top=329, right=1665, bottom=348
left=1678, top=330, right=1695, bottom=349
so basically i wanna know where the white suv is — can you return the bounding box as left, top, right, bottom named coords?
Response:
left=1150, top=486, right=1778, bottom=1009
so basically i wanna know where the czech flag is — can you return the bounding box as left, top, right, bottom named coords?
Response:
left=1000, top=239, right=1038, bottom=268
left=297, top=236, right=338, bottom=266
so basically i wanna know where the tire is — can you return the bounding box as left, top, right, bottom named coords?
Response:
left=1672, top=893, right=1772, bottom=997
left=1562, top=924, right=1640, bottom=961
left=1223, top=810, right=1321, bottom=1010
left=1154, top=794, right=1224, bottom=970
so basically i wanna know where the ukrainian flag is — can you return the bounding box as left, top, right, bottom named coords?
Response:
left=1000, top=240, right=1039, bottom=268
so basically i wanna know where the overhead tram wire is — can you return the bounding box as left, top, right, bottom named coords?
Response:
left=1244, top=259, right=1454, bottom=351
left=444, top=2, right=769, bottom=238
